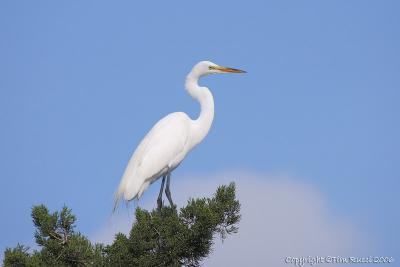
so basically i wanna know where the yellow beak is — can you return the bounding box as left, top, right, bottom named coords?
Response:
left=210, top=65, right=246, bottom=73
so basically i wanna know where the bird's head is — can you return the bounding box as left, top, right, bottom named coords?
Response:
left=192, top=61, right=246, bottom=77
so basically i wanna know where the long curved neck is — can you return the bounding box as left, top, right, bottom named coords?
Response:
left=185, top=71, right=215, bottom=148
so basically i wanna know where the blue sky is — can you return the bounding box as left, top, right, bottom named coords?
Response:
left=1, top=0, right=399, bottom=264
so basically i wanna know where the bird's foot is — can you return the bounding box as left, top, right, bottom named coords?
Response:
left=167, top=198, right=174, bottom=208
left=157, top=198, right=163, bottom=211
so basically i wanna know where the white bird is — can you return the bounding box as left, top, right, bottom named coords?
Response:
left=114, top=61, right=245, bottom=211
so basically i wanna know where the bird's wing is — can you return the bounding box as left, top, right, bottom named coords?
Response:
left=114, top=112, right=190, bottom=207
left=133, top=112, right=190, bottom=180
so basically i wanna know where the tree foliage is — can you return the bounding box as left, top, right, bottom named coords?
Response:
left=4, top=183, right=240, bottom=267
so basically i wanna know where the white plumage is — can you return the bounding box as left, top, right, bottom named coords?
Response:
left=116, top=112, right=190, bottom=200
left=114, top=61, right=245, bottom=210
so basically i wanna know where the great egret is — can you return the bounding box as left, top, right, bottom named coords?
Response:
left=114, top=61, right=245, bottom=211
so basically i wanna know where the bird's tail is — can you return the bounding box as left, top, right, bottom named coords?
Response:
left=113, top=185, right=125, bottom=213
left=113, top=170, right=143, bottom=212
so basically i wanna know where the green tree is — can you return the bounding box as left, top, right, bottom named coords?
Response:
left=4, top=183, right=240, bottom=267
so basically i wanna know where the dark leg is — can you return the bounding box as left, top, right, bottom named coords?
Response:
left=157, top=176, right=166, bottom=210
left=165, top=172, right=174, bottom=207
